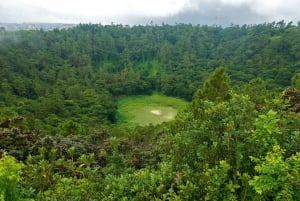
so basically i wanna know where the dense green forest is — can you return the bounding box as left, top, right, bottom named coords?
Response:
left=0, top=22, right=300, bottom=200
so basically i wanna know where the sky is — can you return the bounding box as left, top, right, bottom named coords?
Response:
left=1, top=0, right=300, bottom=25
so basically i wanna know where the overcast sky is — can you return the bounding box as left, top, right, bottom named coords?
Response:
left=1, top=0, right=300, bottom=25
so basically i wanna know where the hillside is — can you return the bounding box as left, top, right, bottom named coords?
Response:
left=0, top=22, right=300, bottom=200
left=1, top=22, right=300, bottom=133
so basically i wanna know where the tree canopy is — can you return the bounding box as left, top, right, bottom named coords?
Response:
left=0, top=22, right=300, bottom=200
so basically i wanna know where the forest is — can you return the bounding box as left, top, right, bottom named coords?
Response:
left=0, top=21, right=300, bottom=200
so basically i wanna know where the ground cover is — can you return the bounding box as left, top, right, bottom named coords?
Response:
left=116, top=94, right=188, bottom=127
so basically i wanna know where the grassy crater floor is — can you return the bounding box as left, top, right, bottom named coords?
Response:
left=116, top=94, right=188, bottom=127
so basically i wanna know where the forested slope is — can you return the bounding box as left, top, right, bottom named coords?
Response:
left=1, top=22, right=300, bottom=133
left=0, top=22, right=300, bottom=200
left=1, top=67, right=299, bottom=200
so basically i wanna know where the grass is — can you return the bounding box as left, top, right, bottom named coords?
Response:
left=116, top=94, right=188, bottom=127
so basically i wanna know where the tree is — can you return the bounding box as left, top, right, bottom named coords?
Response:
left=250, top=145, right=300, bottom=200
left=249, top=110, right=281, bottom=156
left=291, top=72, right=300, bottom=89
left=0, top=154, right=24, bottom=201
left=58, top=120, right=85, bottom=136
left=192, top=67, right=231, bottom=118
left=194, top=67, right=231, bottom=103
left=244, top=77, right=267, bottom=105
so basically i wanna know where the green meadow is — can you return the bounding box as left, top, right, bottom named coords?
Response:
left=116, top=94, right=188, bottom=127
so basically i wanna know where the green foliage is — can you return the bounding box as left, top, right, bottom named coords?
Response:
left=203, top=160, right=238, bottom=201
left=249, top=110, right=281, bottom=155
left=37, top=177, right=93, bottom=201
left=23, top=148, right=101, bottom=201
left=101, top=162, right=175, bottom=201
left=250, top=145, right=300, bottom=200
left=243, top=77, right=268, bottom=105
left=0, top=119, right=41, bottom=160
left=1, top=23, right=299, bottom=134
left=160, top=92, right=259, bottom=200
left=194, top=67, right=231, bottom=103
left=0, top=154, right=24, bottom=201
left=291, top=72, right=300, bottom=89
left=58, top=120, right=85, bottom=136
left=1, top=23, right=300, bottom=201
left=192, top=67, right=231, bottom=120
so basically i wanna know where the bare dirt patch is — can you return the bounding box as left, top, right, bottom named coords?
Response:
left=163, top=114, right=174, bottom=120
left=150, top=110, right=162, bottom=115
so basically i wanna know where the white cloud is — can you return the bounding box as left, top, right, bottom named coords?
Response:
left=253, top=0, right=300, bottom=22
left=219, top=0, right=300, bottom=22
left=1, top=0, right=300, bottom=24
left=220, top=0, right=252, bottom=7
left=20, top=0, right=191, bottom=18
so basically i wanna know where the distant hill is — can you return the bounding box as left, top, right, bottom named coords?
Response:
left=0, top=23, right=76, bottom=31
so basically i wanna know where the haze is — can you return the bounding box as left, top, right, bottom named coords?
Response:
left=1, top=0, right=300, bottom=25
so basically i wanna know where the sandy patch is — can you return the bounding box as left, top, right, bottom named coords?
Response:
left=151, top=109, right=162, bottom=115
left=164, top=114, right=174, bottom=120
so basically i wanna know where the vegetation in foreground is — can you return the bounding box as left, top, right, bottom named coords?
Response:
left=1, top=67, right=300, bottom=200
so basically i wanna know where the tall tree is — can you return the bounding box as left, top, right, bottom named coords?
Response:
left=291, top=72, right=300, bottom=89
left=195, top=67, right=231, bottom=102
